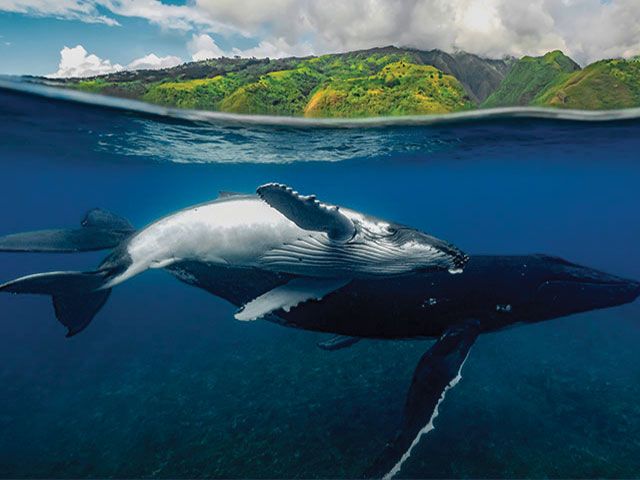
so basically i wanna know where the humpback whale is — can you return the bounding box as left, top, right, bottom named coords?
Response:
left=0, top=186, right=467, bottom=329
left=1, top=208, right=639, bottom=478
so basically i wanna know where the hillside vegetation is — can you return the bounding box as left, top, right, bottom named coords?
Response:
left=533, top=58, right=640, bottom=109
left=72, top=51, right=473, bottom=117
left=482, top=52, right=640, bottom=110
left=57, top=47, right=495, bottom=117
left=49, top=47, right=640, bottom=117
left=482, top=50, right=580, bottom=108
left=304, top=62, right=473, bottom=117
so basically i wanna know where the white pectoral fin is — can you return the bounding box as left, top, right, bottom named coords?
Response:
left=256, top=183, right=355, bottom=241
left=234, top=277, right=350, bottom=321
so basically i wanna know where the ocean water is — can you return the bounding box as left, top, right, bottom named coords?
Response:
left=1, top=80, right=640, bottom=478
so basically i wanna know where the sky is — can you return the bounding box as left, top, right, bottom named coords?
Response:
left=0, top=0, right=639, bottom=77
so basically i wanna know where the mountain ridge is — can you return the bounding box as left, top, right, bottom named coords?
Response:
left=43, top=46, right=640, bottom=117
left=481, top=50, right=580, bottom=108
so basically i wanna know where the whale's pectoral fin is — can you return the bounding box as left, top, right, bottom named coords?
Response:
left=234, top=277, right=350, bottom=321
left=317, top=335, right=361, bottom=351
left=0, top=208, right=135, bottom=253
left=257, top=183, right=355, bottom=241
left=365, top=319, right=481, bottom=479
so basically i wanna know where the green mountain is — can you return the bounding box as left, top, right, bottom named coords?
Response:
left=138, top=50, right=475, bottom=117
left=532, top=58, right=640, bottom=109
left=45, top=47, right=640, bottom=117
left=302, top=61, right=474, bottom=117
left=408, top=49, right=514, bottom=103
left=49, top=47, right=506, bottom=118
left=481, top=50, right=580, bottom=108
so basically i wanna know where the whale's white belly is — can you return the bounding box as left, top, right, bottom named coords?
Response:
left=122, top=197, right=307, bottom=278
left=102, top=192, right=461, bottom=290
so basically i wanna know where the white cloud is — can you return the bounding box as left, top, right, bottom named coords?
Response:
left=188, top=33, right=313, bottom=60
left=127, top=53, right=183, bottom=70
left=0, top=0, right=245, bottom=34
left=103, top=0, right=241, bottom=35
left=47, top=45, right=184, bottom=78
left=194, top=0, right=307, bottom=41
left=191, top=0, right=640, bottom=64
left=231, top=37, right=314, bottom=59
left=3, top=0, right=640, bottom=64
left=545, top=0, right=640, bottom=64
left=0, top=0, right=120, bottom=25
left=187, top=33, right=225, bottom=61
left=48, top=45, right=123, bottom=78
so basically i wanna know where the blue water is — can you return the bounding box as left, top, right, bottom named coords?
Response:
left=1, top=82, right=640, bottom=478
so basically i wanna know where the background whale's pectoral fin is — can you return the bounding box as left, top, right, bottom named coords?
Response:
left=257, top=183, right=355, bottom=241
left=0, top=208, right=135, bottom=253
left=234, top=277, right=350, bottom=321
left=0, top=229, right=129, bottom=252
left=317, top=335, right=361, bottom=351
left=365, top=319, right=481, bottom=479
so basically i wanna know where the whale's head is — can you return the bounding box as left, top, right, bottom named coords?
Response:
left=511, top=255, right=640, bottom=321
left=388, top=226, right=469, bottom=273
left=348, top=215, right=469, bottom=275
left=258, top=207, right=469, bottom=278
left=254, top=184, right=469, bottom=278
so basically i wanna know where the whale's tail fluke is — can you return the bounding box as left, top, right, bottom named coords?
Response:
left=0, top=208, right=133, bottom=336
left=0, top=269, right=112, bottom=337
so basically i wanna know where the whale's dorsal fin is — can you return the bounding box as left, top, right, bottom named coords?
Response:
left=218, top=190, right=246, bottom=199
left=81, top=208, right=134, bottom=231
left=234, top=277, right=350, bottom=321
left=257, top=183, right=355, bottom=242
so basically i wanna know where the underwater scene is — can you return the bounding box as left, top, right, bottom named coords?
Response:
left=1, top=81, right=640, bottom=479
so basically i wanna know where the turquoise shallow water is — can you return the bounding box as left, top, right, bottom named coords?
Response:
left=0, top=81, right=640, bottom=478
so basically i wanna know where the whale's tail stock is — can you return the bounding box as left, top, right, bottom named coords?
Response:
left=0, top=208, right=135, bottom=337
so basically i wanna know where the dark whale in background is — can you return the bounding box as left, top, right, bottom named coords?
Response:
left=1, top=209, right=639, bottom=478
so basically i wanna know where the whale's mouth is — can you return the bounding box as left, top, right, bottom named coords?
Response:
left=392, top=228, right=469, bottom=272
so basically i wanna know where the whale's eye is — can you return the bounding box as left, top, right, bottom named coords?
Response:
left=387, top=227, right=398, bottom=235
